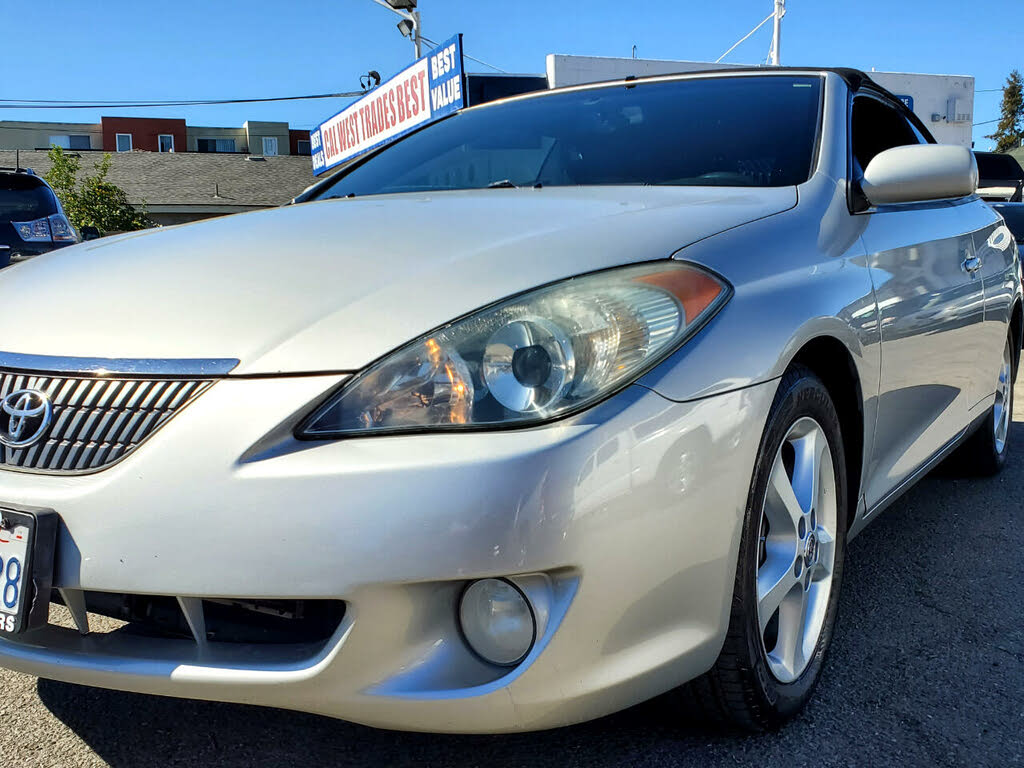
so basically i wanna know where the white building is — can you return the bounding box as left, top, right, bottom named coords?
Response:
left=867, top=71, right=973, bottom=146
left=544, top=55, right=975, bottom=147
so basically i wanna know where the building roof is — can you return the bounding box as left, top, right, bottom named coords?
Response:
left=0, top=150, right=315, bottom=212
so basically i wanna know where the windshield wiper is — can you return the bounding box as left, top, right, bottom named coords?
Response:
left=485, top=179, right=546, bottom=190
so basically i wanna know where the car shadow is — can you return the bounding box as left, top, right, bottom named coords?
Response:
left=36, top=677, right=732, bottom=766
left=36, top=421, right=1024, bottom=767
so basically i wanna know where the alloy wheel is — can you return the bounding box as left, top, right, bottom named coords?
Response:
left=756, top=417, right=838, bottom=684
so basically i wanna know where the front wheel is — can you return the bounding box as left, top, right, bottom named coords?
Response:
left=678, top=365, right=848, bottom=730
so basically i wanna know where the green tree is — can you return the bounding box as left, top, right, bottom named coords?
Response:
left=43, top=146, right=83, bottom=224
left=43, top=147, right=151, bottom=232
left=987, top=70, right=1024, bottom=153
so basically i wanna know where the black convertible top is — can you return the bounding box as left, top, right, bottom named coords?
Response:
left=593, top=65, right=877, bottom=93
left=647, top=66, right=874, bottom=89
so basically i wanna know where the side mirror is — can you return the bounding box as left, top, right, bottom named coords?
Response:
left=80, top=226, right=101, bottom=241
left=861, top=144, right=978, bottom=206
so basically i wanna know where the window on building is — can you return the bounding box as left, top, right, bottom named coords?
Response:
left=158, top=134, right=175, bottom=153
left=296, top=140, right=311, bottom=156
left=262, top=136, right=279, bottom=156
left=197, top=138, right=236, bottom=153
left=116, top=133, right=133, bottom=152
left=48, top=135, right=91, bottom=150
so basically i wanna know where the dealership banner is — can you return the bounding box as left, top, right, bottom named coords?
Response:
left=310, top=34, right=465, bottom=176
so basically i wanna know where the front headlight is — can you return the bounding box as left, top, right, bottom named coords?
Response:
left=299, top=262, right=730, bottom=438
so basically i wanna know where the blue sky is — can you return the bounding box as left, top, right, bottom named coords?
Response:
left=3, top=0, right=1019, bottom=149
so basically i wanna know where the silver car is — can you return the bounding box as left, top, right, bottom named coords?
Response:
left=0, top=68, right=1016, bottom=733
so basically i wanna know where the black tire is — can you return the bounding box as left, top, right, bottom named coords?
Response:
left=955, top=334, right=1015, bottom=476
left=676, top=364, right=849, bottom=730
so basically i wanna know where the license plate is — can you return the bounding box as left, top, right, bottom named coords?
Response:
left=0, top=508, right=57, bottom=635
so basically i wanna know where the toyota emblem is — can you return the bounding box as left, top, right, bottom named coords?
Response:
left=0, top=389, right=53, bottom=448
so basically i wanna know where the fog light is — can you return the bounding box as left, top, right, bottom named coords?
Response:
left=459, top=578, right=536, bottom=666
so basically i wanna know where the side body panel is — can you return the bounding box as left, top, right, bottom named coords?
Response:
left=861, top=201, right=985, bottom=510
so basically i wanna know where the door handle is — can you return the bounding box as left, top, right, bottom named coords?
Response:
left=961, top=255, right=982, bottom=273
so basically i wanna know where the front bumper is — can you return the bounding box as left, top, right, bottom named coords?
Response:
left=0, top=374, right=777, bottom=732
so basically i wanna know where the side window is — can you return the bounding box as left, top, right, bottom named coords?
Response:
left=850, top=95, right=923, bottom=174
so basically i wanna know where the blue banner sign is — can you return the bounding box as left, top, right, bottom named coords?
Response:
left=894, top=94, right=914, bottom=111
left=310, top=34, right=465, bottom=176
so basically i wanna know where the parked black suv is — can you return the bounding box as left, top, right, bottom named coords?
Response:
left=0, top=167, right=79, bottom=267
left=991, top=202, right=1024, bottom=244
left=974, top=151, right=1024, bottom=202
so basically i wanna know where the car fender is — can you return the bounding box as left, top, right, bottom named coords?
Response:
left=637, top=176, right=880, bottom=409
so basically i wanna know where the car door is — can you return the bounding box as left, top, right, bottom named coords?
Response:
left=971, top=205, right=1018, bottom=408
left=855, top=92, right=985, bottom=511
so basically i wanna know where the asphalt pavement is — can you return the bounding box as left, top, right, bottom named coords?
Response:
left=1, top=387, right=1022, bottom=768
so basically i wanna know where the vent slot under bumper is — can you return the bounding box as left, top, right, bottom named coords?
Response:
left=51, top=590, right=346, bottom=649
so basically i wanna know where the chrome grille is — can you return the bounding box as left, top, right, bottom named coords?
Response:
left=0, top=372, right=212, bottom=473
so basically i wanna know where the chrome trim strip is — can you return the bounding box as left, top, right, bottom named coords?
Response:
left=0, top=352, right=239, bottom=378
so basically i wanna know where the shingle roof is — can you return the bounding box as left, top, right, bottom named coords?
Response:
left=0, top=150, right=315, bottom=210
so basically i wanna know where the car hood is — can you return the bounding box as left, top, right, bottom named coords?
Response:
left=0, top=186, right=795, bottom=375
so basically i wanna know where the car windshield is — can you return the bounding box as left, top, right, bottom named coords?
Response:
left=310, top=75, right=823, bottom=200
left=976, top=153, right=1024, bottom=181
left=0, top=175, right=56, bottom=222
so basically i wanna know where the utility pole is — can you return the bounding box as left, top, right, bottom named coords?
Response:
left=769, top=0, right=786, bottom=66
left=371, top=0, right=421, bottom=59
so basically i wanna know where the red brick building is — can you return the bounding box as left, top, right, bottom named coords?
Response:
left=290, top=129, right=312, bottom=156
left=101, top=117, right=187, bottom=154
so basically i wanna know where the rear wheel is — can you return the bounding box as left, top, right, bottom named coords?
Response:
left=957, top=334, right=1014, bottom=476
left=678, top=365, right=848, bottom=730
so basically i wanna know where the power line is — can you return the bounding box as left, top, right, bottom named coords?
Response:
left=973, top=118, right=1000, bottom=126
left=460, top=52, right=508, bottom=73
left=0, top=92, right=366, bottom=109
left=1, top=35, right=510, bottom=113
left=0, top=41, right=510, bottom=111
left=419, top=34, right=507, bottom=73
left=715, top=12, right=775, bottom=63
